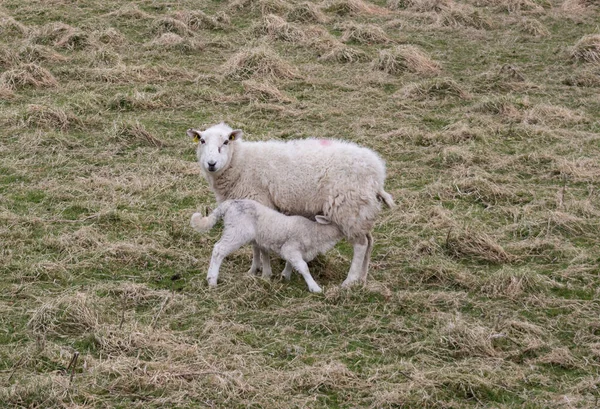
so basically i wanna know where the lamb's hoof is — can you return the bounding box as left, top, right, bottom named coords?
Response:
left=207, top=279, right=218, bottom=288
left=309, top=286, right=323, bottom=293
left=247, top=268, right=259, bottom=276
left=341, top=278, right=359, bottom=288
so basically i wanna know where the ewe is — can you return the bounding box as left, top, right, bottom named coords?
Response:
left=191, top=199, right=343, bottom=292
left=187, top=122, right=394, bottom=287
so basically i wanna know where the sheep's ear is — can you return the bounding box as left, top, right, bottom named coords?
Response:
left=229, top=129, right=243, bottom=141
left=315, top=215, right=331, bottom=225
left=187, top=128, right=201, bottom=143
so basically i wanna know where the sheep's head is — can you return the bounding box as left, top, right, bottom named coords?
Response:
left=187, top=122, right=242, bottom=173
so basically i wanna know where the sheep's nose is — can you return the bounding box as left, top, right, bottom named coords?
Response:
left=208, top=161, right=216, bottom=167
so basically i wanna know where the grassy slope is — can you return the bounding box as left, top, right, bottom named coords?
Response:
left=1, top=0, right=599, bottom=407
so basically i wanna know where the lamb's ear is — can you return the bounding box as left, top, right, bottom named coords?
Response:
left=187, top=128, right=201, bottom=143
left=229, top=129, right=243, bottom=141
left=315, top=215, right=331, bottom=225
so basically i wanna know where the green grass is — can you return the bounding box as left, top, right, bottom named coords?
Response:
left=1, top=0, right=600, bottom=407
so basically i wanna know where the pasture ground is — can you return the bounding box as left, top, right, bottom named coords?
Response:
left=1, top=0, right=600, bottom=407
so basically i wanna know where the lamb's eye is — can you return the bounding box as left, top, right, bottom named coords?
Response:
left=222, top=140, right=229, bottom=146
left=200, top=139, right=205, bottom=144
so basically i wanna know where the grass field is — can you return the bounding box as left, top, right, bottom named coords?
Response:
left=1, top=0, right=600, bottom=407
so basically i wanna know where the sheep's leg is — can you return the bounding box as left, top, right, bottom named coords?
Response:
left=341, top=235, right=369, bottom=288
left=246, top=244, right=262, bottom=276
left=288, top=256, right=322, bottom=293
left=281, top=261, right=293, bottom=281
left=208, top=233, right=251, bottom=287
left=359, top=233, right=374, bottom=283
left=260, top=249, right=272, bottom=279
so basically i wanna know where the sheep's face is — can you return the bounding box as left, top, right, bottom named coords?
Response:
left=187, top=123, right=242, bottom=173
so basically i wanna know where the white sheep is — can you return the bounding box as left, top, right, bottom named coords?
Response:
left=190, top=199, right=343, bottom=293
left=186, top=122, right=394, bottom=287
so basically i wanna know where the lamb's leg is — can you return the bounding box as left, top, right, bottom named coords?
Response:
left=341, top=234, right=369, bottom=288
left=208, top=233, right=250, bottom=287
left=281, top=261, right=293, bottom=281
left=260, top=249, right=272, bottom=279
left=247, top=244, right=262, bottom=276
left=288, top=255, right=322, bottom=293
left=359, top=233, right=374, bottom=282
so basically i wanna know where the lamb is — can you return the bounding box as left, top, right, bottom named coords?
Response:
left=186, top=122, right=394, bottom=287
left=190, top=199, right=343, bottom=293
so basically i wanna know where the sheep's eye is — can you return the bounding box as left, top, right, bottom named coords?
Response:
left=200, top=139, right=205, bottom=144
left=222, top=140, right=229, bottom=146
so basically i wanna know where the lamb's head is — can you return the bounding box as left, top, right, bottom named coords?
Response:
left=186, top=122, right=243, bottom=173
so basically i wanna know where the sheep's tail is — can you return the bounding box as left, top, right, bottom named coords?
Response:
left=190, top=202, right=229, bottom=233
left=377, top=189, right=396, bottom=209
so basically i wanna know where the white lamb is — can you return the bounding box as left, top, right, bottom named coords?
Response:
left=186, top=122, right=394, bottom=287
left=190, top=199, right=343, bottom=293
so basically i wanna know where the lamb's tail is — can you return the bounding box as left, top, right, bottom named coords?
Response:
left=190, top=202, right=229, bottom=233
left=377, top=189, right=396, bottom=209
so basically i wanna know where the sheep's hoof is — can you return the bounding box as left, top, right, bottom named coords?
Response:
left=341, top=278, right=360, bottom=288
left=309, top=286, right=323, bottom=293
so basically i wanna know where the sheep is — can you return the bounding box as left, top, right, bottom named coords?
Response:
left=190, top=199, right=343, bottom=293
left=186, top=122, right=395, bottom=287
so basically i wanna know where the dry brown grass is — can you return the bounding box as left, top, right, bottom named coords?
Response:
left=111, top=120, right=167, bottom=148
left=438, top=3, right=493, bottom=30
left=171, top=10, right=225, bottom=31
left=339, top=22, right=391, bottom=44
left=446, top=228, right=514, bottom=264
left=145, top=33, right=203, bottom=52
left=0, top=11, right=28, bottom=37
left=319, top=44, right=369, bottom=63
left=222, top=46, right=299, bottom=80
left=255, top=14, right=307, bottom=42
left=482, top=0, right=545, bottom=14
left=151, top=17, right=193, bottom=37
left=324, top=0, right=389, bottom=15
left=24, top=104, right=82, bottom=131
left=228, top=0, right=292, bottom=15
left=287, top=2, right=329, bottom=23
left=105, top=4, right=153, bottom=19
left=400, top=78, right=469, bottom=100
left=373, top=45, right=441, bottom=75
left=563, top=66, right=600, bottom=87
left=242, top=79, right=294, bottom=103
left=0, top=63, right=57, bottom=90
left=518, top=17, right=550, bottom=37
left=94, top=27, right=127, bottom=46
left=570, top=34, right=600, bottom=63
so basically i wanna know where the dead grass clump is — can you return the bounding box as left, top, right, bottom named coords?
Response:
left=0, top=12, right=28, bottom=37
left=18, top=44, right=67, bottom=64
left=453, top=175, right=520, bottom=206
left=28, top=292, right=99, bottom=337
left=446, top=228, right=513, bottom=264
left=404, top=0, right=453, bottom=12
left=0, top=46, right=18, bottom=68
left=105, top=4, right=153, bottom=19
left=523, top=104, right=586, bottom=126
left=325, top=0, right=389, bottom=15
left=172, top=10, right=224, bottom=31
left=229, top=0, right=292, bottom=15
left=438, top=314, right=498, bottom=357
left=560, top=0, right=589, bottom=14
left=145, top=33, right=203, bottom=53
left=537, top=347, right=579, bottom=369
left=107, top=91, right=165, bottom=111
left=478, top=267, right=552, bottom=297
left=242, top=79, right=293, bottom=103
left=518, top=17, right=550, bottom=37
left=151, top=17, right=192, bottom=37
left=29, top=22, right=76, bottom=46
left=287, top=2, right=329, bottom=23
left=484, top=0, right=545, bottom=14
left=474, top=96, right=522, bottom=117
left=563, top=66, right=600, bottom=87
left=94, top=27, right=127, bottom=45
left=24, top=104, right=82, bottom=131
left=87, top=48, right=121, bottom=67
left=255, top=14, right=306, bottom=42
left=222, top=46, right=299, bottom=80
left=0, top=84, right=14, bottom=99
left=112, top=120, right=166, bottom=148
left=569, top=34, right=600, bottom=63
left=0, top=63, right=57, bottom=90
left=438, top=4, right=493, bottom=30
left=373, top=45, right=441, bottom=75
left=399, top=78, right=469, bottom=100
left=319, top=44, right=369, bottom=63
left=338, top=22, right=390, bottom=44
left=54, top=29, right=93, bottom=50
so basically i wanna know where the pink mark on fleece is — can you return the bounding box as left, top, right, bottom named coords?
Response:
left=319, top=139, right=332, bottom=147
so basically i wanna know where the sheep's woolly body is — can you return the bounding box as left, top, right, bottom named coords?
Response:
left=191, top=199, right=343, bottom=292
